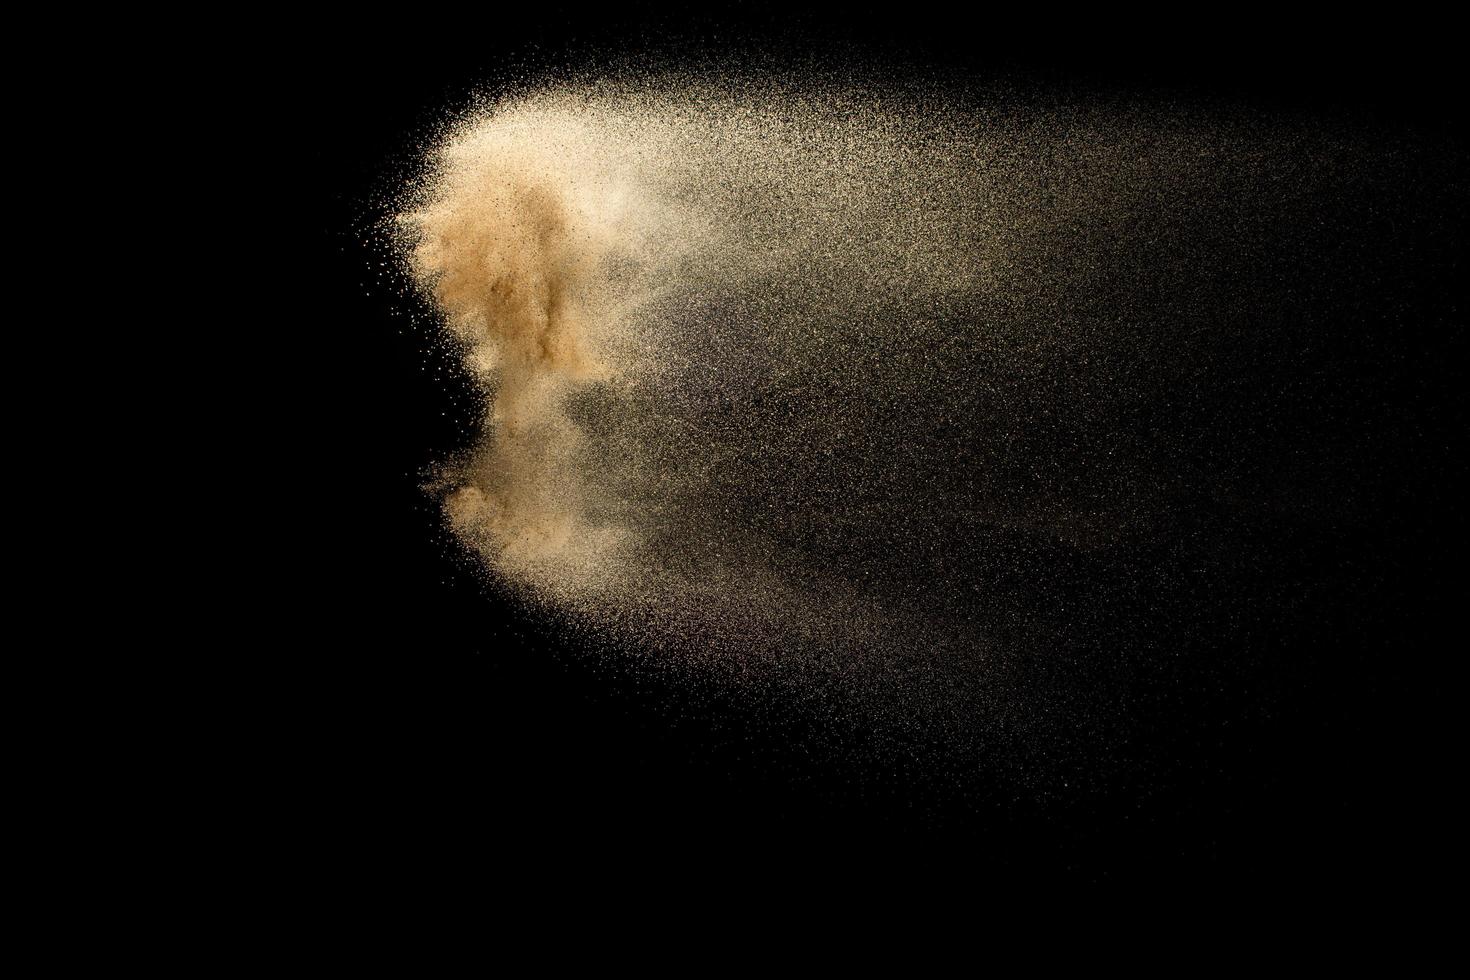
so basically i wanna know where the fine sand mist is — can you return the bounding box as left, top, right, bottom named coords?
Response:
left=391, top=78, right=1383, bottom=772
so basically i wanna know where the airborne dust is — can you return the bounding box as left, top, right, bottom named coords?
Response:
left=389, top=76, right=1387, bottom=787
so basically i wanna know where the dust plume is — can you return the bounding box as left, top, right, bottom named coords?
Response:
left=390, top=77, right=1390, bottom=776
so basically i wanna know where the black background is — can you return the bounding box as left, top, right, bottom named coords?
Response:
left=294, top=4, right=1463, bottom=889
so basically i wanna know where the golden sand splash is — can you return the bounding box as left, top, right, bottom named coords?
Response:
left=391, top=79, right=1367, bottom=752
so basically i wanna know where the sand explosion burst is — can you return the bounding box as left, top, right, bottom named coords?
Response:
left=392, top=77, right=1380, bottom=767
